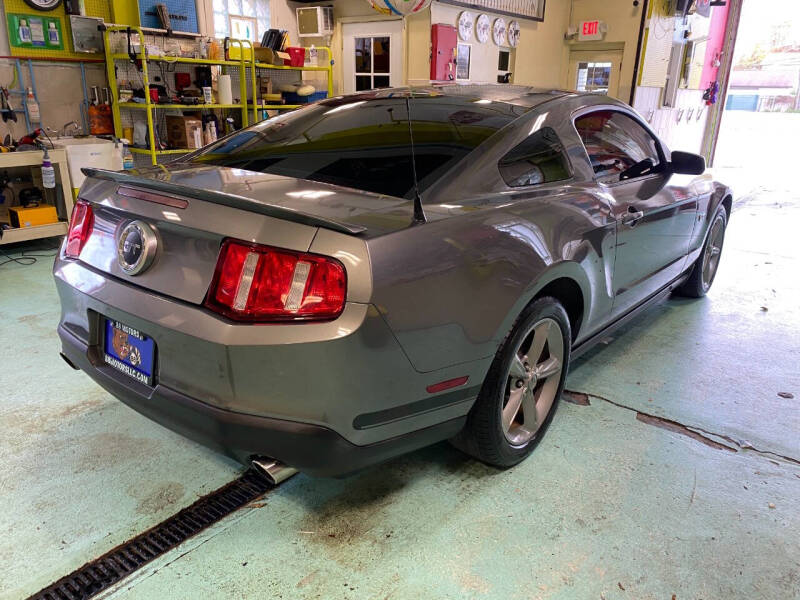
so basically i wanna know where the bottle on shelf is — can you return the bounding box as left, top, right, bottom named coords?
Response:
left=41, top=147, right=57, bottom=208
left=48, top=22, right=60, bottom=45
left=25, top=88, right=40, bottom=123
left=18, top=19, right=32, bottom=43
left=121, top=139, right=134, bottom=170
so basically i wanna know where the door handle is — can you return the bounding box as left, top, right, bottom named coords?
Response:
left=622, top=209, right=644, bottom=226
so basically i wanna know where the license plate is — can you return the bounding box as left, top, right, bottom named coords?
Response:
left=103, top=319, right=156, bottom=386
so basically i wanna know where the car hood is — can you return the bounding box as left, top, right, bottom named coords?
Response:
left=83, top=162, right=422, bottom=237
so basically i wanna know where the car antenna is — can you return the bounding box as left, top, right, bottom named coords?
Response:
left=405, top=97, right=426, bottom=224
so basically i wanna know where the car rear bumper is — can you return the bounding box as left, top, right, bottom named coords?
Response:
left=54, top=257, right=484, bottom=476
left=58, top=324, right=466, bottom=477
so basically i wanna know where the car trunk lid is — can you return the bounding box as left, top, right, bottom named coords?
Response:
left=83, top=164, right=421, bottom=236
left=73, top=164, right=409, bottom=305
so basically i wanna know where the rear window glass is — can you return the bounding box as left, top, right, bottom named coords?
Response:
left=188, top=98, right=417, bottom=198
left=188, top=95, right=525, bottom=199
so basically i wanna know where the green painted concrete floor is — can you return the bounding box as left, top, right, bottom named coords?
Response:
left=2, top=116, right=799, bottom=599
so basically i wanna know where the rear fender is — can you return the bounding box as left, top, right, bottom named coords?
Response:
left=492, top=261, right=593, bottom=350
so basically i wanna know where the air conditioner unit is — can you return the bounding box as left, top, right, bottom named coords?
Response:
left=296, top=6, right=334, bottom=37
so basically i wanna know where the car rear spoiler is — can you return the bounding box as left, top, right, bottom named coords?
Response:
left=81, top=168, right=367, bottom=235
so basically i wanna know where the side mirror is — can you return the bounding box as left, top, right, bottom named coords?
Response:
left=670, top=150, right=706, bottom=175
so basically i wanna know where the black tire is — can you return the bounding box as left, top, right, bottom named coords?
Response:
left=451, top=296, right=571, bottom=468
left=675, top=204, right=728, bottom=298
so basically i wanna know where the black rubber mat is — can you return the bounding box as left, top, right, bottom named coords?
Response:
left=28, top=468, right=274, bottom=600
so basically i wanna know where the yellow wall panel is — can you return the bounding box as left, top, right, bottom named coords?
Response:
left=4, top=0, right=113, bottom=59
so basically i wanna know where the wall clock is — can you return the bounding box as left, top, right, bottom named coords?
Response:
left=507, top=20, right=520, bottom=48
left=23, top=0, right=62, bottom=10
left=492, top=17, right=507, bottom=46
left=457, top=11, right=473, bottom=42
left=475, top=14, right=490, bottom=44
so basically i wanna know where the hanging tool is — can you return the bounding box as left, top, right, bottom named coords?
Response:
left=127, top=28, right=143, bottom=71
left=0, top=88, right=18, bottom=123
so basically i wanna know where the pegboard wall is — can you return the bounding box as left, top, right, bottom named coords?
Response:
left=4, top=0, right=112, bottom=59
left=138, top=0, right=198, bottom=34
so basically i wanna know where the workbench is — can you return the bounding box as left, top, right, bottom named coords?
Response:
left=0, top=149, right=73, bottom=245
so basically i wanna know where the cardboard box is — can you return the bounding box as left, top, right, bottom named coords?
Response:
left=165, top=115, right=203, bottom=149
left=254, top=47, right=290, bottom=66
left=9, top=205, right=58, bottom=228
left=257, top=75, right=273, bottom=97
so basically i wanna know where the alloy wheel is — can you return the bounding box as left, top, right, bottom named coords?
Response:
left=702, top=217, right=725, bottom=290
left=501, top=317, right=565, bottom=446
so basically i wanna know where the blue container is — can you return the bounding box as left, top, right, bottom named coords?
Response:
left=282, top=91, right=328, bottom=105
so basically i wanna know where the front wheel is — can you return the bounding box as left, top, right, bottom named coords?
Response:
left=452, top=297, right=571, bottom=468
left=675, top=205, right=727, bottom=298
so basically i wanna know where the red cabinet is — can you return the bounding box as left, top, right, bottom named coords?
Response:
left=430, top=24, right=457, bottom=82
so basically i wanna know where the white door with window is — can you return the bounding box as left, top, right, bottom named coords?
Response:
left=342, top=21, right=403, bottom=94
left=568, top=50, right=622, bottom=98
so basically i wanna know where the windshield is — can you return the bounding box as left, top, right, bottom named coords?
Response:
left=188, top=94, right=527, bottom=199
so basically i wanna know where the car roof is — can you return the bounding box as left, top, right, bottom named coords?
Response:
left=316, top=84, right=577, bottom=111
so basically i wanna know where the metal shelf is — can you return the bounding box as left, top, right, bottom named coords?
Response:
left=253, top=62, right=331, bottom=72
left=111, top=53, right=242, bottom=67
left=129, top=147, right=193, bottom=155
left=119, top=103, right=243, bottom=110
left=258, top=104, right=301, bottom=110
left=0, top=222, right=68, bottom=245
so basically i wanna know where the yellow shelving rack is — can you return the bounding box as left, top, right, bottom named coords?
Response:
left=103, top=26, right=252, bottom=165
left=103, top=27, right=334, bottom=165
left=248, top=48, right=334, bottom=124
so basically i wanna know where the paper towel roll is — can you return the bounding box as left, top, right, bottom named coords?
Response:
left=218, top=75, right=233, bottom=105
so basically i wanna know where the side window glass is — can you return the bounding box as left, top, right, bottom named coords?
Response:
left=574, top=111, right=661, bottom=183
left=498, top=127, right=571, bottom=187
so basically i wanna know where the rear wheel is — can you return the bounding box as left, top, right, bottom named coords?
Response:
left=675, top=205, right=727, bottom=298
left=452, top=297, right=571, bottom=468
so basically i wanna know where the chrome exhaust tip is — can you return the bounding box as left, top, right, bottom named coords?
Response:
left=251, top=457, right=298, bottom=485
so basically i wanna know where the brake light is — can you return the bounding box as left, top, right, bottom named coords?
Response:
left=205, top=239, right=347, bottom=322
left=65, top=200, right=94, bottom=258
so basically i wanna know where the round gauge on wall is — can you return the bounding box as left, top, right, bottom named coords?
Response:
left=475, top=14, right=490, bottom=44
left=507, top=20, right=520, bottom=48
left=492, top=17, right=507, bottom=46
left=458, top=11, right=473, bottom=42
left=23, top=0, right=62, bottom=10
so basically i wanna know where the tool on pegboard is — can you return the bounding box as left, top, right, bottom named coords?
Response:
left=0, top=88, right=18, bottom=123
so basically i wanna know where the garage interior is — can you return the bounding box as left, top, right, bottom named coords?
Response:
left=1, top=0, right=798, bottom=598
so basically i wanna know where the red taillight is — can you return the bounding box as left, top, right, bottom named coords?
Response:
left=205, top=239, right=347, bottom=322
left=65, top=200, right=94, bottom=258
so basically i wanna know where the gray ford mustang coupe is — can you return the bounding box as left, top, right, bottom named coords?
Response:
left=55, top=85, right=731, bottom=477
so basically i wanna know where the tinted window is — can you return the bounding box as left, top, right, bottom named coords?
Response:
left=498, top=127, right=570, bottom=187
left=407, top=96, right=526, bottom=193
left=189, top=94, right=526, bottom=199
left=189, top=98, right=418, bottom=198
left=574, top=110, right=660, bottom=183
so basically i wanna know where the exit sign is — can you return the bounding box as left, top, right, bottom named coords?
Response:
left=578, top=20, right=605, bottom=41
